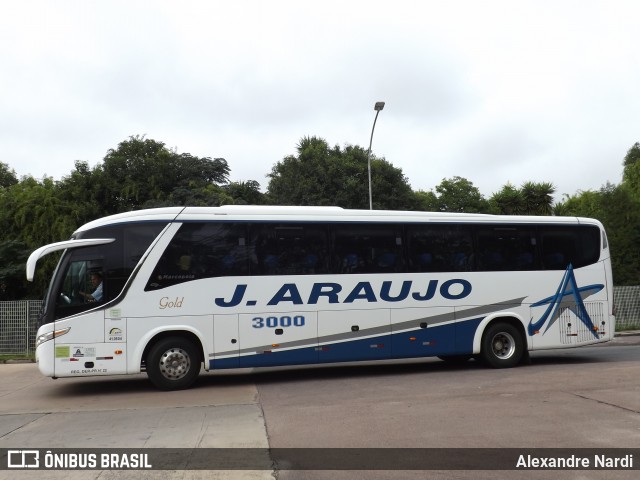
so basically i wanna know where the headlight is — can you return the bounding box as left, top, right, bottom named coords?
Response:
left=35, top=327, right=71, bottom=349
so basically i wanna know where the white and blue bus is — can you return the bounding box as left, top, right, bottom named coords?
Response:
left=27, top=206, right=615, bottom=390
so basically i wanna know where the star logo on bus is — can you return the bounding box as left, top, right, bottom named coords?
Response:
left=528, top=264, right=603, bottom=337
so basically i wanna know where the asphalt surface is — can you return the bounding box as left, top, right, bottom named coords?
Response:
left=0, top=333, right=638, bottom=480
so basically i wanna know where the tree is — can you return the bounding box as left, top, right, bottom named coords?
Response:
left=58, top=160, right=103, bottom=225
left=490, top=181, right=555, bottom=215
left=414, top=190, right=439, bottom=211
left=96, top=136, right=230, bottom=213
left=490, top=183, right=524, bottom=215
left=553, top=189, right=603, bottom=218
left=0, top=136, right=239, bottom=298
left=222, top=181, right=265, bottom=205
left=622, top=142, right=640, bottom=197
left=0, top=239, right=30, bottom=299
left=419, top=177, right=490, bottom=213
left=521, top=181, right=555, bottom=215
left=0, top=175, right=77, bottom=296
left=554, top=182, right=640, bottom=285
left=0, top=162, right=18, bottom=188
left=267, top=136, right=417, bottom=210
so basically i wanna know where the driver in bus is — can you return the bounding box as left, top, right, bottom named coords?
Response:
left=80, top=271, right=103, bottom=302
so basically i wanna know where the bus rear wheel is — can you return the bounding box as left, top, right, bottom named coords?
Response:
left=146, top=337, right=201, bottom=390
left=481, top=322, right=524, bottom=368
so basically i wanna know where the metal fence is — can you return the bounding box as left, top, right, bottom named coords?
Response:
left=1, top=287, right=639, bottom=355
left=0, top=300, right=42, bottom=355
left=613, top=285, right=640, bottom=331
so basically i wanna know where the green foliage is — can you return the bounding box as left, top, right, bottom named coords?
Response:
left=436, top=176, right=491, bottom=213
left=554, top=182, right=640, bottom=285
left=490, top=183, right=524, bottom=214
left=622, top=142, right=640, bottom=197
left=0, top=239, right=30, bottom=299
left=96, top=136, right=231, bottom=214
left=416, top=177, right=491, bottom=213
left=490, top=181, right=555, bottom=215
left=0, top=176, right=76, bottom=296
left=267, top=136, right=417, bottom=210
left=413, top=189, right=439, bottom=211
left=0, top=162, right=18, bottom=188
left=222, top=181, right=265, bottom=205
left=0, top=136, right=254, bottom=298
left=1, top=135, right=640, bottom=298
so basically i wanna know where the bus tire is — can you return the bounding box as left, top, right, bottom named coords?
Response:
left=146, top=337, right=201, bottom=390
left=480, top=322, right=524, bottom=368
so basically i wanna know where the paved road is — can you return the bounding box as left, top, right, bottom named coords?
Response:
left=0, top=366, right=272, bottom=480
left=0, top=335, right=639, bottom=479
left=255, top=335, right=640, bottom=479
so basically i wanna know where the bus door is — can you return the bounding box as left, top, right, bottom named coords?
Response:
left=238, top=311, right=318, bottom=367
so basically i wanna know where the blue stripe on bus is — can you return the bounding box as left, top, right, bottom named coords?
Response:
left=210, top=317, right=485, bottom=370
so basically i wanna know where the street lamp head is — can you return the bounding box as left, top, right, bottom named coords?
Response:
left=374, top=101, right=385, bottom=111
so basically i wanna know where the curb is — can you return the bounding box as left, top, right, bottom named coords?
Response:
left=615, top=330, right=640, bottom=337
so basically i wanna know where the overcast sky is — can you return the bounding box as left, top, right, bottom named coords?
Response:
left=2, top=0, right=639, bottom=202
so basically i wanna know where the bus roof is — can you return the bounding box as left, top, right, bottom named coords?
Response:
left=74, top=205, right=603, bottom=234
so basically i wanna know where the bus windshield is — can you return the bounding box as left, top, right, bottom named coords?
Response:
left=39, top=222, right=169, bottom=324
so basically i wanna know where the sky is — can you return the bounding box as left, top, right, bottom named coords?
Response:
left=2, top=0, right=639, bottom=202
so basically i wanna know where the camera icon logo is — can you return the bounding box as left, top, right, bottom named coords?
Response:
left=7, top=450, right=40, bottom=468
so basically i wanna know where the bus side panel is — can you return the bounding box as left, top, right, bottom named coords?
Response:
left=527, top=263, right=612, bottom=350
left=529, top=301, right=609, bottom=348
left=318, top=309, right=390, bottom=362
left=52, top=311, right=127, bottom=377
left=212, top=314, right=239, bottom=369
left=391, top=307, right=457, bottom=358
left=238, top=311, right=318, bottom=367
left=454, top=317, right=484, bottom=354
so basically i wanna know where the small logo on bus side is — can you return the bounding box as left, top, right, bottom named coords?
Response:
left=159, top=297, right=184, bottom=309
left=108, top=328, right=124, bottom=342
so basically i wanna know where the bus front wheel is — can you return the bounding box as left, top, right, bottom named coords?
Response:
left=481, top=322, right=524, bottom=368
left=146, top=337, right=201, bottom=390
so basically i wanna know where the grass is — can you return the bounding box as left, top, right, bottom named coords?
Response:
left=616, top=324, right=640, bottom=332
left=0, top=353, right=35, bottom=363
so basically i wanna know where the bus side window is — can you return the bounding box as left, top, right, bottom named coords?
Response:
left=407, top=225, right=473, bottom=272
left=332, top=224, right=404, bottom=274
left=475, top=227, right=537, bottom=272
left=250, top=223, right=329, bottom=276
left=540, top=225, right=600, bottom=270
left=145, top=222, right=249, bottom=290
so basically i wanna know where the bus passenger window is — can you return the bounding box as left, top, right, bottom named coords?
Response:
left=146, top=222, right=250, bottom=290
left=476, top=227, right=537, bottom=272
left=540, top=226, right=600, bottom=270
left=407, top=225, right=473, bottom=272
left=250, top=223, right=329, bottom=275
left=332, top=224, right=404, bottom=274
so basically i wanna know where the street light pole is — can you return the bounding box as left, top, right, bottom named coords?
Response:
left=367, top=101, right=385, bottom=210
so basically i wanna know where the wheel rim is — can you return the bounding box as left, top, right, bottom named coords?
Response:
left=158, top=347, right=191, bottom=380
left=491, top=331, right=516, bottom=360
